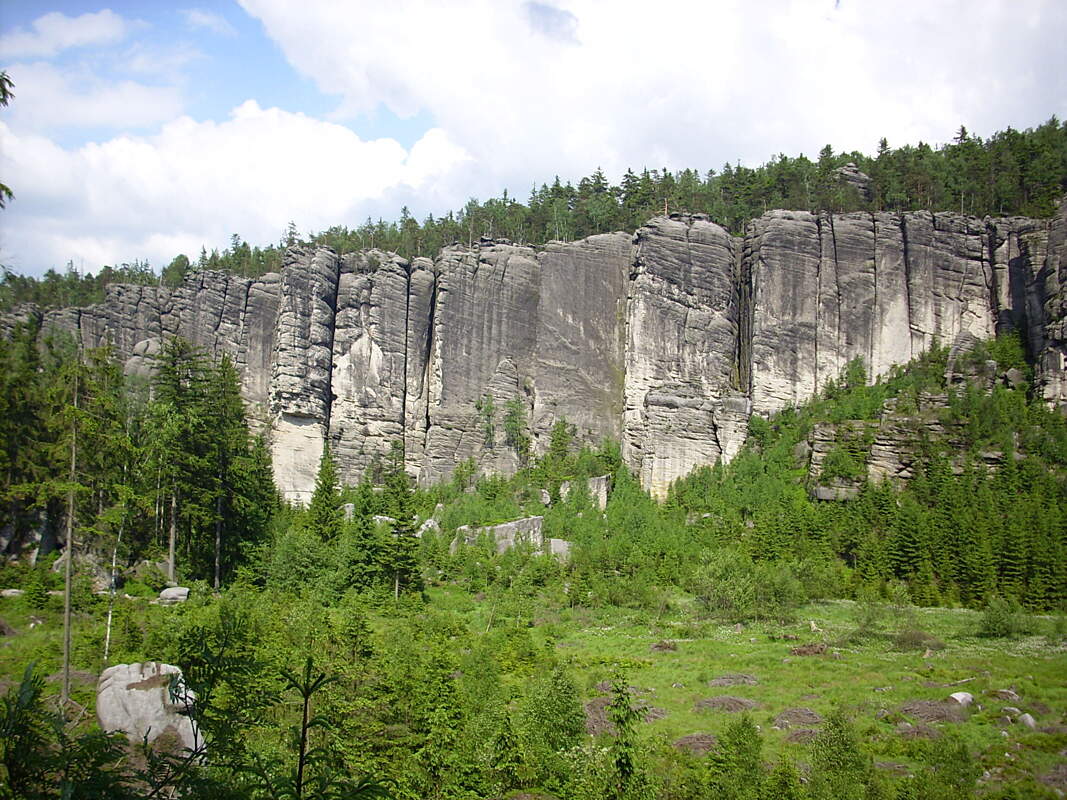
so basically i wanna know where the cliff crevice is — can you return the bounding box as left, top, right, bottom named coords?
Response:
left=24, top=200, right=1066, bottom=500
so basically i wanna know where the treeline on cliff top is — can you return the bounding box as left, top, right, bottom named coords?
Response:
left=3, top=116, right=1066, bottom=312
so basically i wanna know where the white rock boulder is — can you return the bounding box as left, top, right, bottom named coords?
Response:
left=97, top=662, right=201, bottom=754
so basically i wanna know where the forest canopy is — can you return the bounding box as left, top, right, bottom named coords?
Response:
left=2, top=116, right=1065, bottom=313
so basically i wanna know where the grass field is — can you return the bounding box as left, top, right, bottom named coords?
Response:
left=2, top=586, right=1066, bottom=797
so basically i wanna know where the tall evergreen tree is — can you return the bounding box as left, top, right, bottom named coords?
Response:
left=307, top=444, right=343, bottom=542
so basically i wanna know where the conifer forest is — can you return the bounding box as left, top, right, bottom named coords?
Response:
left=2, top=119, right=1067, bottom=799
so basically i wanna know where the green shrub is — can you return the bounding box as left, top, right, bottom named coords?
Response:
left=977, top=595, right=1033, bottom=638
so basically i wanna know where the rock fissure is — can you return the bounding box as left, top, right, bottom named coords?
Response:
left=26, top=201, right=1067, bottom=499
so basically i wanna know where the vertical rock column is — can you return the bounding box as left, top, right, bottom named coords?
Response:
left=898, top=211, right=994, bottom=354
left=1033, top=200, right=1067, bottom=403
left=419, top=243, right=541, bottom=484
left=532, top=232, right=631, bottom=448
left=403, top=258, right=437, bottom=479
left=270, top=247, right=340, bottom=504
left=747, top=210, right=823, bottom=414
left=327, top=250, right=412, bottom=486
left=623, top=215, right=749, bottom=498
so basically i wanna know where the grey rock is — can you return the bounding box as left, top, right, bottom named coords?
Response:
left=948, top=691, right=973, bottom=707
left=558, top=475, right=612, bottom=510
left=834, top=162, right=873, bottom=202
left=453, top=516, right=545, bottom=555
left=158, top=587, right=189, bottom=605
left=417, top=517, right=440, bottom=537
left=1018, top=712, right=1037, bottom=729
left=547, top=538, right=572, bottom=559
left=97, top=662, right=200, bottom=754
left=624, top=215, right=749, bottom=497
left=14, top=197, right=1064, bottom=506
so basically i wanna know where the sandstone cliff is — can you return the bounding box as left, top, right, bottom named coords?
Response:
left=31, top=200, right=1067, bottom=500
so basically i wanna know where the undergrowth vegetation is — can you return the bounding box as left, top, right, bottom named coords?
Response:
left=2, top=334, right=1066, bottom=798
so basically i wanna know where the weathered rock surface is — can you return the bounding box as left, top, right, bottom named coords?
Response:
left=453, top=516, right=545, bottom=555
left=158, top=587, right=189, bottom=605
left=97, top=662, right=200, bottom=754
left=558, top=474, right=612, bottom=510
left=23, top=199, right=1066, bottom=500
left=624, top=215, right=749, bottom=497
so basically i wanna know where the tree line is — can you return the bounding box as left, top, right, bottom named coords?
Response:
left=4, top=117, right=1065, bottom=313
left=0, top=323, right=276, bottom=591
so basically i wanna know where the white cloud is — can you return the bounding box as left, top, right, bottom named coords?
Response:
left=0, top=10, right=132, bottom=59
left=237, top=0, right=1067, bottom=188
left=181, top=9, right=237, bottom=36
left=0, top=104, right=471, bottom=274
left=3, top=61, right=184, bottom=131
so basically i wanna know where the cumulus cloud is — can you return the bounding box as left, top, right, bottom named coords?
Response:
left=181, top=9, right=237, bottom=36
left=3, top=61, right=184, bottom=131
left=0, top=10, right=132, bottom=59
left=0, top=103, right=471, bottom=273
left=238, top=0, right=1067, bottom=186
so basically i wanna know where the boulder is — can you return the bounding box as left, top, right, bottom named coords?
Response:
left=453, top=516, right=544, bottom=555
left=547, top=538, right=571, bottom=560
left=158, top=587, right=189, bottom=605
left=947, top=691, right=973, bottom=707
left=97, top=662, right=201, bottom=754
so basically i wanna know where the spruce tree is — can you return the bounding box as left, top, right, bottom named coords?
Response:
left=307, top=444, right=342, bottom=541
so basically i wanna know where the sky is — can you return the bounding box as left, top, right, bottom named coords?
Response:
left=0, top=1, right=1064, bottom=277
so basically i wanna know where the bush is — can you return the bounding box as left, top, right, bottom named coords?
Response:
left=977, top=595, right=1033, bottom=638
left=692, top=549, right=806, bottom=623
left=892, top=627, right=945, bottom=652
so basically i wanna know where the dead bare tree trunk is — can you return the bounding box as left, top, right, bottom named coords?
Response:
left=61, top=359, right=78, bottom=706
left=168, top=492, right=177, bottom=583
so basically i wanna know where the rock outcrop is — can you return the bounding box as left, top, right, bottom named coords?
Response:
left=23, top=199, right=1067, bottom=499
left=97, top=662, right=200, bottom=754
left=453, top=515, right=546, bottom=555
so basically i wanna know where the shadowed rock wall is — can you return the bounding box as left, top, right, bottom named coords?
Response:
left=33, top=200, right=1067, bottom=500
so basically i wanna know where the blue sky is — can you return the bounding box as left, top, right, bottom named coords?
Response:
left=1, top=0, right=1065, bottom=276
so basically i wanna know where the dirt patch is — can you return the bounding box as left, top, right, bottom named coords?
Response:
left=650, top=640, right=677, bottom=652
left=1039, top=764, right=1067, bottom=792
left=775, top=708, right=823, bottom=729
left=695, top=696, right=760, bottom=713
left=790, top=642, right=827, bottom=656
left=708, top=673, right=758, bottom=687
left=875, top=761, right=912, bottom=777
left=0, top=617, right=16, bottom=636
left=639, top=704, right=668, bottom=722
left=896, top=721, right=941, bottom=739
left=900, top=700, right=967, bottom=723
left=893, top=628, right=945, bottom=652
left=785, top=728, right=819, bottom=744
left=585, top=696, right=614, bottom=735
left=46, top=669, right=96, bottom=687
left=595, top=680, right=612, bottom=693
left=673, top=733, right=718, bottom=755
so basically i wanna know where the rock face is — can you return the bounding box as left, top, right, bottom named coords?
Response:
left=26, top=199, right=1067, bottom=499
left=624, top=216, right=749, bottom=497
left=97, top=662, right=200, bottom=754
left=454, top=515, right=545, bottom=555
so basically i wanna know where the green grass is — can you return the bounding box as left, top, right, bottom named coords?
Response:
left=425, top=585, right=1067, bottom=792
left=3, top=584, right=1065, bottom=796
